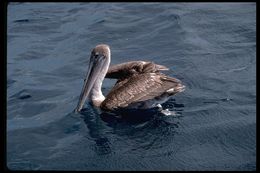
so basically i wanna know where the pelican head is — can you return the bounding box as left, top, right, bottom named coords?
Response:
left=75, top=44, right=111, bottom=112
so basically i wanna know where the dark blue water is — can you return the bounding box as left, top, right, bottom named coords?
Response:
left=7, top=3, right=256, bottom=171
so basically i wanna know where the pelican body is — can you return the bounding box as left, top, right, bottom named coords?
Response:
left=75, top=44, right=185, bottom=113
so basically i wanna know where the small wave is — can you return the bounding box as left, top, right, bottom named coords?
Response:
left=218, top=66, right=248, bottom=73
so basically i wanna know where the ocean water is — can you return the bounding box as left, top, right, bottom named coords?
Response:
left=7, top=2, right=256, bottom=171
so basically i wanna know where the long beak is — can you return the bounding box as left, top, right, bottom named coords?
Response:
left=75, top=57, right=104, bottom=112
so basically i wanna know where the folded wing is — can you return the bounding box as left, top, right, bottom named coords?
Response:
left=105, top=61, right=169, bottom=79
left=101, top=72, right=183, bottom=111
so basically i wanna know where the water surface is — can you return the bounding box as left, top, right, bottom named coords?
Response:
left=7, top=3, right=256, bottom=171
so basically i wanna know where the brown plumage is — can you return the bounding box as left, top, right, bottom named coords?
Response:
left=75, top=44, right=185, bottom=113
left=105, top=61, right=169, bottom=79
left=101, top=72, right=184, bottom=111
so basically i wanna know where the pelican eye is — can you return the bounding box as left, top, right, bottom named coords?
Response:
left=92, top=52, right=105, bottom=60
left=91, top=53, right=98, bottom=59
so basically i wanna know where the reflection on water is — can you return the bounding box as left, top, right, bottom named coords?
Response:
left=80, top=99, right=183, bottom=156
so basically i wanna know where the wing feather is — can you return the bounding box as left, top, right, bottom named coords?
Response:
left=105, top=61, right=169, bottom=79
left=100, top=72, right=182, bottom=111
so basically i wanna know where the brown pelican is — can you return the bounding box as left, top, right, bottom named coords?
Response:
left=75, top=44, right=185, bottom=113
